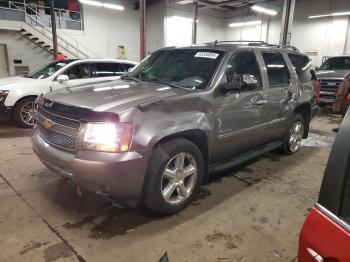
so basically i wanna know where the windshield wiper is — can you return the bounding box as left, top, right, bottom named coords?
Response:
left=145, top=78, right=183, bottom=89
left=121, top=75, right=140, bottom=82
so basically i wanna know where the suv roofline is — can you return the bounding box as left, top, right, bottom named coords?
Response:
left=159, top=41, right=303, bottom=54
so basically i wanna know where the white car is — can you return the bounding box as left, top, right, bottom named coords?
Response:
left=0, top=59, right=137, bottom=128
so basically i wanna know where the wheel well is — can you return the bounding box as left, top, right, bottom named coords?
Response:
left=154, top=130, right=210, bottom=183
left=14, top=95, right=38, bottom=109
left=294, top=104, right=311, bottom=139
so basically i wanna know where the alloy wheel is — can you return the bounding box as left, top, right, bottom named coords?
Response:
left=161, top=152, right=198, bottom=205
left=289, top=121, right=304, bottom=153
left=20, top=101, right=37, bottom=127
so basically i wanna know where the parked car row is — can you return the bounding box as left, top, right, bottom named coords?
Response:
left=0, top=59, right=137, bottom=128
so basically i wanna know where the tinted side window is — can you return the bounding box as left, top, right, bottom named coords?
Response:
left=262, top=52, right=290, bottom=87
left=94, top=63, right=125, bottom=77
left=64, top=63, right=91, bottom=80
left=288, top=54, right=312, bottom=84
left=224, top=51, right=262, bottom=91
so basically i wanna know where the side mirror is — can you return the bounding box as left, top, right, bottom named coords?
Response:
left=57, top=74, right=69, bottom=83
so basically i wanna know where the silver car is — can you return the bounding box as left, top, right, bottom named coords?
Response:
left=32, top=42, right=318, bottom=214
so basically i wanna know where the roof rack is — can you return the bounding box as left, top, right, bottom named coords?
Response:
left=206, top=40, right=299, bottom=51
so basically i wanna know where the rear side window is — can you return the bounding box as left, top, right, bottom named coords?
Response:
left=262, top=52, right=290, bottom=87
left=288, top=54, right=312, bottom=84
left=94, top=63, right=126, bottom=77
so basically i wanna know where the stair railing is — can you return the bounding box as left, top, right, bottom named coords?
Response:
left=8, top=1, right=100, bottom=59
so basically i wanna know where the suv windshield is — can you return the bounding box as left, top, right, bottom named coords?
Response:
left=127, top=49, right=224, bottom=89
left=319, top=57, right=350, bottom=70
left=24, top=60, right=73, bottom=79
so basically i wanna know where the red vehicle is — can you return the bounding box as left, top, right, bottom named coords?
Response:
left=298, top=109, right=350, bottom=261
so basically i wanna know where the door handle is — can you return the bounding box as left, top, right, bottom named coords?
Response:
left=254, top=99, right=268, bottom=106
left=306, top=247, right=324, bottom=262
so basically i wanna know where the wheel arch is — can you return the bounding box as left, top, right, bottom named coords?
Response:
left=153, top=129, right=210, bottom=184
left=294, top=103, right=312, bottom=139
left=13, top=95, right=38, bottom=109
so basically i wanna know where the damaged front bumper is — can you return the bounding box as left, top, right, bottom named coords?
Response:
left=31, top=130, right=151, bottom=207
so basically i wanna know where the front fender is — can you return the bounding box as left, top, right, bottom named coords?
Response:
left=4, top=85, right=51, bottom=107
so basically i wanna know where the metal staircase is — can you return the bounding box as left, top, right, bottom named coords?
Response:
left=7, top=2, right=100, bottom=59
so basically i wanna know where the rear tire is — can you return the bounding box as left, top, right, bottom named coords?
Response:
left=13, top=97, right=37, bottom=128
left=143, top=138, right=204, bottom=215
left=279, top=113, right=304, bottom=155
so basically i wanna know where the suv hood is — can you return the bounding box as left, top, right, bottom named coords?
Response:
left=43, top=79, right=189, bottom=112
left=316, top=70, right=349, bottom=79
left=0, top=76, right=40, bottom=90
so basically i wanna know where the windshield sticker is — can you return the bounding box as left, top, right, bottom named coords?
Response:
left=194, top=52, right=219, bottom=59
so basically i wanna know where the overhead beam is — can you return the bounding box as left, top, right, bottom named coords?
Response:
left=49, top=0, right=58, bottom=59
left=140, top=0, right=146, bottom=60
left=280, top=0, right=295, bottom=46
left=192, top=0, right=198, bottom=44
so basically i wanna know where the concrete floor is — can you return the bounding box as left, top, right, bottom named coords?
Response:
left=0, top=113, right=342, bottom=262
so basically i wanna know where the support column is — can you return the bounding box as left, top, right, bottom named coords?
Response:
left=280, top=0, right=295, bottom=46
left=49, top=0, right=58, bottom=60
left=140, top=0, right=146, bottom=60
left=192, top=0, right=198, bottom=45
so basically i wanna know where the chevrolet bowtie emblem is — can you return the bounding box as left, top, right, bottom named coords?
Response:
left=327, top=82, right=337, bottom=86
left=42, top=119, right=54, bottom=130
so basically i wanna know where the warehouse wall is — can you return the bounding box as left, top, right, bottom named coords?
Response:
left=223, top=0, right=350, bottom=66
left=0, top=30, right=52, bottom=76
left=164, top=6, right=225, bottom=47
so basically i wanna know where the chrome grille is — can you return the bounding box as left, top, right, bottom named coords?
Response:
left=319, top=79, right=343, bottom=103
left=38, top=108, right=80, bottom=129
left=36, top=108, right=80, bottom=151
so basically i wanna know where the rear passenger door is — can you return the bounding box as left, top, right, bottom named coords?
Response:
left=259, top=51, right=293, bottom=141
left=92, top=62, right=128, bottom=81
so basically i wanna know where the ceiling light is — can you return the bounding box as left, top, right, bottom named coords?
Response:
left=79, top=0, right=103, bottom=7
left=308, top=11, right=350, bottom=19
left=251, top=5, right=277, bottom=16
left=79, top=0, right=124, bottom=11
left=229, top=20, right=262, bottom=28
left=103, top=3, right=124, bottom=11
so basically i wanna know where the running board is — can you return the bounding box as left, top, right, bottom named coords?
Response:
left=209, top=141, right=282, bottom=173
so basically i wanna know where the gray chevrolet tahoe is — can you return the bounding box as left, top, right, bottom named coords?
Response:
left=317, top=55, right=350, bottom=106
left=32, top=42, right=318, bottom=214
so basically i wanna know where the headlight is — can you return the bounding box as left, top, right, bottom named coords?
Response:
left=83, top=122, right=133, bottom=152
left=0, top=90, right=9, bottom=103
left=0, top=90, right=9, bottom=96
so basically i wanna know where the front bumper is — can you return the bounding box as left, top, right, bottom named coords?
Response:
left=31, top=130, right=151, bottom=207
left=0, top=96, right=11, bottom=120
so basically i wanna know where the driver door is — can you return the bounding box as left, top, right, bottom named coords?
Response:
left=212, top=50, right=269, bottom=162
left=51, top=63, right=93, bottom=90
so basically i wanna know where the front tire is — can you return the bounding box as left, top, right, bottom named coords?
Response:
left=13, top=97, right=37, bottom=128
left=280, top=113, right=304, bottom=155
left=143, top=138, right=204, bottom=215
